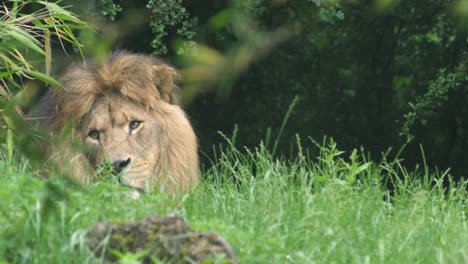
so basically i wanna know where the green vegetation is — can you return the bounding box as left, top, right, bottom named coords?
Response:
left=0, top=0, right=88, bottom=165
left=1, top=140, right=467, bottom=263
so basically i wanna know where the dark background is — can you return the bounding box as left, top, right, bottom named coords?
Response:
left=56, top=0, right=468, bottom=179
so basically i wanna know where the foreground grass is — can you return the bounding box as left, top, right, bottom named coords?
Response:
left=0, top=140, right=467, bottom=263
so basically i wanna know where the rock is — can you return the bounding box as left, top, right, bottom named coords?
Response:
left=86, top=215, right=238, bottom=263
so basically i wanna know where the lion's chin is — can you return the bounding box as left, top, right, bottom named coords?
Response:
left=128, top=190, right=141, bottom=200
left=118, top=174, right=151, bottom=191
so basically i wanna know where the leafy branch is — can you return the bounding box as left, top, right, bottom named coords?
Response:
left=0, top=0, right=89, bottom=96
left=401, top=50, right=468, bottom=139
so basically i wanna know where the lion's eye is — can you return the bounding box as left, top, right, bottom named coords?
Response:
left=129, top=120, right=141, bottom=130
left=88, top=130, right=100, bottom=140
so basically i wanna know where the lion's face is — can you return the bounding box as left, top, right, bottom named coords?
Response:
left=79, top=94, right=163, bottom=190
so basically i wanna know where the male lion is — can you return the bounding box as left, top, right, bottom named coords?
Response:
left=30, top=51, right=198, bottom=192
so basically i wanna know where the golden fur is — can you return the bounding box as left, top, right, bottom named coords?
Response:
left=31, top=51, right=198, bottom=192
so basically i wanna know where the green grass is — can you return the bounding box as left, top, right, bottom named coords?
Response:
left=0, top=139, right=467, bottom=263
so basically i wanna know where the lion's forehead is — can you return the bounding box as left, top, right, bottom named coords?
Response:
left=81, top=95, right=150, bottom=130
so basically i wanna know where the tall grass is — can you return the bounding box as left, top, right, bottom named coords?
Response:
left=0, top=138, right=467, bottom=263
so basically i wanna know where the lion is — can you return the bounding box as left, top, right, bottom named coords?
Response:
left=29, top=51, right=199, bottom=192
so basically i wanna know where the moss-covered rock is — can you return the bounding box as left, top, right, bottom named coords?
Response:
left=86, top=215, right=237, bottom=263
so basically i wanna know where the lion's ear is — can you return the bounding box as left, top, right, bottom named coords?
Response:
left=152, top=65, right=181, bottom=105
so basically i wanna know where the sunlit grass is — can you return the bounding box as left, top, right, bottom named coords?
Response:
left=0, top=139, right=467, bottom=263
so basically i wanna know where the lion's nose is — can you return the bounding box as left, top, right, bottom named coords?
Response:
left=112, top=158, right=131, bottom=174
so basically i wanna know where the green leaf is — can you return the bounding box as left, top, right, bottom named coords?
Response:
left=23, top=69, right=62, bottom=88
left=0, top=53, right=21, bottom=70
left=352, top=162, right=371, bottom=175
left=6, top=28, right=45, bottom=56
left=0, top=71, right=17, bottom=78
left=38, top=1, right=83, bottom=24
